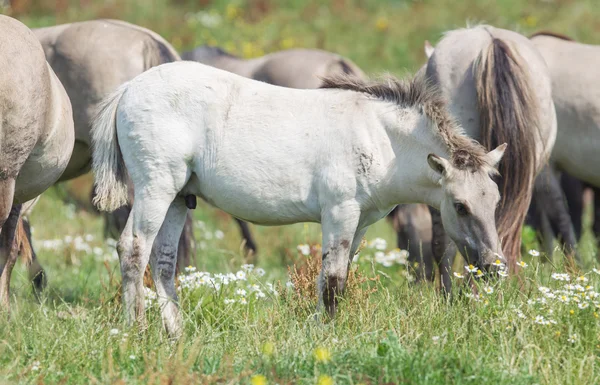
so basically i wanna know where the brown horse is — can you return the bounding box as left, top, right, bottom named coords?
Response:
left=0, top=15, right=74, bottom=312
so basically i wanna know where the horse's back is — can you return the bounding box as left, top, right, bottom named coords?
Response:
left=254, top=49, right=364, bottom=88
left=34, top=19, right=179, bottom=180
left=0, top=16, right=74, bottom=203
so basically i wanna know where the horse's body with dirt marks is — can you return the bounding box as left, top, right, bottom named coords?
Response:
left=92, top=61, right=507, bottom=336
left=424, top=25, right=557, bottom=291
left=525, top=32, right=600, bottom=257
left=0, top=15, right=74, bottom=312
left=182, top=45, right=369, bottom=254
left=23, top=20, right=193, bottom=290
left=183, top=45, right=430, bottom=265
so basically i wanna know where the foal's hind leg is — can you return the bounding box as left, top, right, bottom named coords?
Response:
left=0, top=205, right=22, bottom=312
left=150, top=197, right=189, bottom=338
left=118, top=192, right=173, bottom=328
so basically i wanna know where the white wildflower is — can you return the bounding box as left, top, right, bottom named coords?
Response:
left=297, top=244, right=311, bottom=256
left=369, top=237, right=387, bottom=251
left=528, top=249, right=540, bottom=257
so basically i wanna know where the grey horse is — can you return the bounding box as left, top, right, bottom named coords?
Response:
left=0, top=15, right=74, bottom=312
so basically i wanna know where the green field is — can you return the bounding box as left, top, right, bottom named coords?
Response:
left=2, top=0, right=600, bottom=384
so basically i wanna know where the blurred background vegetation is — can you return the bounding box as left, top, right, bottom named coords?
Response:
left=5, top=0, right=600, bottom=77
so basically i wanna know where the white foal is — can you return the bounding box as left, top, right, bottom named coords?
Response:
left=91, top=62, right=506, bottom=337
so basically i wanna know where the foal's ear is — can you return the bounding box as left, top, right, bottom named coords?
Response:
left=427, top=154, right=452, bottom=177
left=485, top=143, right=508, bottom=168
left=424, top=40, right=435, bottom=58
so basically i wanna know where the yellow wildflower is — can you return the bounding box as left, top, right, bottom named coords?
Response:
left=251, top=375, right=267, bottom=385
left=314, top=346, right=331, bottom=363
left=262, top=341, right=275, bottom=357
left=375, top=17, right=389, bottom=32
left=226, top=4, right=240, bottom=20
left=317, top=374, right=334, bottom=385
left=280, top=37, right=295, bottom=50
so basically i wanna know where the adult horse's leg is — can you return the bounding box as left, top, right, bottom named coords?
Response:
left=317, top=202, right=360, bottom=317
left=235, top=218, right=257, bottom=255
left=0, top=204, right=22, bottom=312
left=20, top=217, right=46, bottom=295
left=591, top=186, right=600, bottom=243
left=176, top=212, right=195, bottom=274
left=532, top=166, right=580, bottom=266
left=149, top=197, right=188, bottom=337
left=560, top=172, right=584, bottom=240
left=393, top=205, right=434, bottom=283
left=118, top=192, right=172, bottom=328
left=428, top=206, right=454, bottom=294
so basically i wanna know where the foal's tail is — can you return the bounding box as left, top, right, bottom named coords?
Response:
left=91, top=83, right=129, bottom=212
left=474, top=32, right=541, bottom=267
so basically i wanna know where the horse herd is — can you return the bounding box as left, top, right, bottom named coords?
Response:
left=1, top=14, right=599, bottom=337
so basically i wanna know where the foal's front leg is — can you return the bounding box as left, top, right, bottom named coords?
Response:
left=317, top=202, right=360, bottom=317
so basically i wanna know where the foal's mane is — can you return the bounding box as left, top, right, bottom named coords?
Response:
left=529, top=31, right=574, bottom=41
left=320, top=74, right=493, bottom=172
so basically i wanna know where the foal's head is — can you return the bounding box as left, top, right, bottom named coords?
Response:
left=428, top=144, right=507, bottom=270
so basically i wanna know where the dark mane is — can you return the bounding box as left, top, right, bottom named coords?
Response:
left=529, top=31, right=574, bottom=41
left=320, top=74, right=493, bottom=172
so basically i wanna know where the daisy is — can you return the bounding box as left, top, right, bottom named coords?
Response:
left=568, top=334, right=578, bottom=344
left=241, top=264, right=255, bottom=271
left=109, top=328, right=119, bottom=336
left=453, top=272, right=464, bottom=279
left=236, top=271, right=247, bottom=281
left=578, top=302, right=589, bottom=309
left=538, top=286, right=551, bottom=294
left=593, top=268, right=600, bottom=275
left=297, top=244, right=311, bottom=256
left=551, top=273, right=570, bottom=281
left=369, top=238, right=387, bottom=251
left=235, top=288, right=247, bottom=296
left=491, top=259, right=504, bottom=267
left=239, top=297, right=248, bottom=305
left=483, top=286, right=494, bottom=295
left=498, top=270, right=509, bottom=277
left=576, top=276, right=589, bottom=283
left=224, top=299, right=235, bottom=305
left=254, top=268, right=266, bottom=277
left=528, top=249, right=540, bottom=257
left=465, top=264, right=479, bottom=273
left=516, top=261, right=528, bottom=268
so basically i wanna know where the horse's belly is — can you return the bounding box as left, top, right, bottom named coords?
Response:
left=553, top=118, right=600, bottom=187
left=185, top=173, right=321, bottom=226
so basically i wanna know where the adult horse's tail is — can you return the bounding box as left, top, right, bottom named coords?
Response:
left=474, top=35, right=540, bottom=268
left=91, top=83, right=129, bottom=212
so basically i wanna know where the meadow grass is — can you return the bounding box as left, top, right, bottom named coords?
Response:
left=2, top=0, right=600, bottom=383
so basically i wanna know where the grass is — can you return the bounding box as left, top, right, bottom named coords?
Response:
left=2, top=0, right=600, bottom=383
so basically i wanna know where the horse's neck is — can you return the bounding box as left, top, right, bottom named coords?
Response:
left=208, top=56, right=266, bottom=78
left=378, top=111, right=448, bottom=209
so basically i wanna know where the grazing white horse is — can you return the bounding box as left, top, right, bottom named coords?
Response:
left=92, top=61, right=506, bottom=336
left=424, top=25, right=556, bottom=284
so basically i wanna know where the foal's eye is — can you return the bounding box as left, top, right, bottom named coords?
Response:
left=455, top=202, right=469, bottom=216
